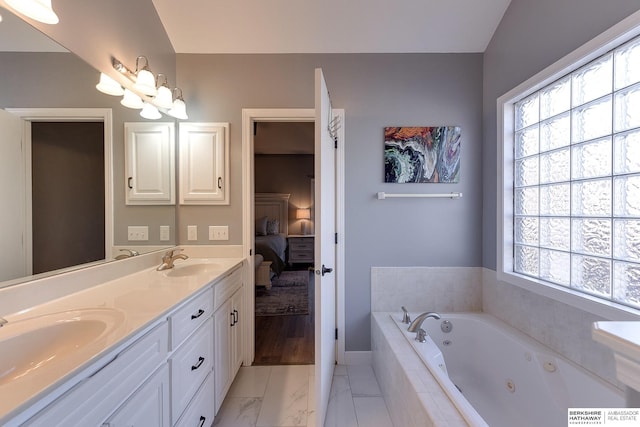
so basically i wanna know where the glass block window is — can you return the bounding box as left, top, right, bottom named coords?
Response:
left=513, top=35, right=640, bottom=309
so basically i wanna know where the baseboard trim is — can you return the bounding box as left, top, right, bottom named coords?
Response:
left=344, top=351, right=372, bottom=365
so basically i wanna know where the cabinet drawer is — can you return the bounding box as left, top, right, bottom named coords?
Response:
left=170, top=287, right=213, bottom=349
left=174, top=371, right=215, bottom=427
left=290, top=241, right=313, bottom=251
left=290, top=251, right=313, bottom=262
left=171, top=317, right=213, bottom=423
left=213, top=266, right=242, bottom=311
left=26, top=322, right=169, bottom=427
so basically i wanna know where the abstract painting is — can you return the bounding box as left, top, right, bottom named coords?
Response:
left=384, top=126, right=461, bottom=183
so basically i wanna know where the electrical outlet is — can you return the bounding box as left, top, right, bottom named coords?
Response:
left=160, top=225, right=170, bottom=241
left=210, top=225, right=228, bottom=240
left=187, top=225, right=198, bottom=241
left=127, top=226, right=148, bottom=241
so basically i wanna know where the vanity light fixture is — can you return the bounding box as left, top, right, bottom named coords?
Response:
left=96, top=73, right=125, bottom=96
left=120, top=88, right=144, bottom=109
left=140, top=102, right=162, bottom=120
left=133, top=56, right=157, bottom=96
left=5, top=0, right=59, bottom=24
left=154, top=74, right=174, bottom=109
left=167, top=88, right=188, bottom=120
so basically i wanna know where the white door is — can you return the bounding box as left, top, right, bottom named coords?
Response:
left=0, top=109, right=27, bottom=281
left=314, top=68, right=337, bottom=427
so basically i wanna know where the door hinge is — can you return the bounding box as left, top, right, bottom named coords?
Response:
left=335, top=233, right=338, bottom=244
left=335, top=328, right=338, bottom=340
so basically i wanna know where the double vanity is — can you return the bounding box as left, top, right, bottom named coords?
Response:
left=0, top=250, right=245, bottom=426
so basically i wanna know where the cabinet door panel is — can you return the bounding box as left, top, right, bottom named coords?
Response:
left=125, top=122, right=175, bottom=205
left=213, top=299, right=232, bottom=414
left=179, top=123, right=229, bottom=205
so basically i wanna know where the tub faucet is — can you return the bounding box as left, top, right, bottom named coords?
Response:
left=157, top=248, right=189, bottom=271
left=407, top=311, right=441, bottom=332
left=401, top=306, right=411, bottom=324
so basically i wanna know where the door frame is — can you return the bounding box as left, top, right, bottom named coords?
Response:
left=241, top=108, right=346, bottom=365
left=6, top=108, right=114, bottom=271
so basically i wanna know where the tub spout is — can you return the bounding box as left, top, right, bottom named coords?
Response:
left=407, top=311, right=441, bottom=332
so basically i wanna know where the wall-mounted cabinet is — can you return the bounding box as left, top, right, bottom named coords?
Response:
left=179, top=123, right=229, bottom=205
left=124, top=122, right=176, bottom=205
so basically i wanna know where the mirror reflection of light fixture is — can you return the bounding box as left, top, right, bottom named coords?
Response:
left=167, top=88, right=188, bottom=120
left=296, top=208, right=311, bottom=235
left=120, top=88, right=144, bottom=109
left=140, top=102, right=161, bottom=120
left=133, top=56, right=157, bottom=96
left=154, top=74, right=173, bottom=109
left=5, top=0, right=59, bottom=24
left=96, top=73, right=124, bottom=96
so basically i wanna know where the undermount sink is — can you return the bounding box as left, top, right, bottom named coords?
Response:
left=0, top=308, right=125, bottom=386
left=163, top=260, right=226, bottom=277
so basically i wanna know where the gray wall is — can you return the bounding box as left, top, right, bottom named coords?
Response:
left=482, top=0, right=640, bottom=269
left=176, top=53, right=483, bottom=350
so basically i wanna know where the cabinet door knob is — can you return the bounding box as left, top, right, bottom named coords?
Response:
left=127, top=177, right=133, bottom=189
left=191, top=356, right=205, bottom=370
left=218, top=177, right=222, bottom=189
left=198, top=416, right=207, bottom=427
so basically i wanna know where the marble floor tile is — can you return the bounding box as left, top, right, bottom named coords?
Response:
left=333, top=365, right=348, bottom=376
left=353, top=396, right=393, bottom=427
left=228, top=366, right=272, bottom=397
left=256, top=365, right=310, bottom=427
left=213, top=397, right=262, bottom=427
left=347, top=365, right=382, bottom=396
left=324, top=375, right=358, bottom=427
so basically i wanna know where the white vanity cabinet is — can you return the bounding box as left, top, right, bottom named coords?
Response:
left=125, top=122, right=176, bottom=205
left=25, top=321, right=169, bottom=427
left=178, top=122, right=229, bottom=205
left=164, top=285, right=216, bottom=426
left=213, top=266, right=244, bottom=413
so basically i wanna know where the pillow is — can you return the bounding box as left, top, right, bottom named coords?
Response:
left=266, top=219, right=280, bottom=235
left=255, top=216, right=268, bottom=236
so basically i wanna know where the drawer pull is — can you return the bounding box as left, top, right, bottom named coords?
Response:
left=230, top=312, right=235, bottom=327
left=191, top=356, right=205, bottom=371
left=198, top=416, right=206, bottom=427
left=234, top=309, right=239, bottom=324
left=191, top=309, right=205, bottom=320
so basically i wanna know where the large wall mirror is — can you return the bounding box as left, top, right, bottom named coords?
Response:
left=0, top=6, right=176, bottom=288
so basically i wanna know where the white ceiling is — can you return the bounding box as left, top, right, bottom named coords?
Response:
left=152, top=0, right=512, bottom=54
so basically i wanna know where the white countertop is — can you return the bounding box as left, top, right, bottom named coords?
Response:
left=0, top=256, right=244, bottom=424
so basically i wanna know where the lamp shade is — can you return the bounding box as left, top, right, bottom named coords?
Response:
left=96, top=73, right=124, bottom=96
left=140, top=102, right=161, bottom=120
left=5, top=0, right=59, bottom=24
left=167, top=98, right=188, bottom=120
left=154, top=84, right=173, bottom=109
left=120, top=89, right=144, bottom=109
left=134, top=68, right=157, bottom=96
left=296, top=208, right=311, bottom=220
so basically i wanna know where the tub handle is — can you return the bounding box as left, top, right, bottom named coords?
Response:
left=416, top=328, right=427, bottom=343
left=401, top=306, right=411, bottom=324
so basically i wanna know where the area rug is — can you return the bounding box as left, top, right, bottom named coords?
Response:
left=255, top=270, right=309, bottom=316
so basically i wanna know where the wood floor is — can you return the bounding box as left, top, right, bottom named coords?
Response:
left=254, top=270, right=315, bottom=365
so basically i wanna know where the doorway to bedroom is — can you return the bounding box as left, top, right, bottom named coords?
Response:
left=253, top=121, right=316, bottom=365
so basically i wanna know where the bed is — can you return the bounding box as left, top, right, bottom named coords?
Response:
left=254, top=193, right=290, bottom=286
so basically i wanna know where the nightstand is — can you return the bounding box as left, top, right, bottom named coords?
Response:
left=287, top=235, right=314, bottom=265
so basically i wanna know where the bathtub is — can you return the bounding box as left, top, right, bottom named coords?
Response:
left=377, top=312, right=624, bottom=427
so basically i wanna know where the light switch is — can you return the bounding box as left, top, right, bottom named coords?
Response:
left=187, top=225, right=198, bottom=241
left=160, top=225, right=170, bottom=241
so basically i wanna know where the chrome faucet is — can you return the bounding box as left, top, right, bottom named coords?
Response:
left=0, top=317, right=7, bottom=327
left=115, top=249, right=140, bottom=260
left=407, top=311, right=441, bottom=342
left=156, top=248, right=189, bottom=271
left=401, top=306, right=411, bottom=324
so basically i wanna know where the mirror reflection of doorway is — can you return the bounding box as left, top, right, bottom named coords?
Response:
left=31, top=121, right=105, bottom=273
